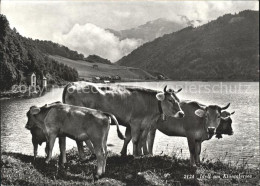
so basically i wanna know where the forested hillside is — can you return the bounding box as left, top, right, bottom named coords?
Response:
left=84, top=55, right=112, bottom=64
left=118, top=10, right=259, bottom=81
left=34, top=40, right=84, bottom=60
left=0, top=15, right=79, bottom=90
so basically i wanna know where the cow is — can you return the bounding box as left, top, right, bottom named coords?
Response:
left=25, top=102, right=125, bottom=178
left=144, top=101, right=233, bottom=166
left=25, top=101, right=67, bottom=163
left=215, top=111, right=235, bottom=139
left=62, top=82, right=184, bottom=157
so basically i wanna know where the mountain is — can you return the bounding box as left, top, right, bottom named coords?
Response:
left=34, top=40, right=84, bottom=60
left=107, top=18, right=186, bottom=42
left=117, top=10, right=259, bottom=81
left=84, top=55, right=112, bottom=65
left=0, top=15, right=79, bottom=90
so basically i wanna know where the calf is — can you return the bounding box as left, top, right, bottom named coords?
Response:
left=26, top=102, right=66, bottom=163
left=25, top=102, right=125, bottom=178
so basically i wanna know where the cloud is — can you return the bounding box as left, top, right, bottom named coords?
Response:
left=113, top=10, right=131, bottom=18
left=3, top=1, right=258, bottom=62
left=53, top=23, right=142, bottom=62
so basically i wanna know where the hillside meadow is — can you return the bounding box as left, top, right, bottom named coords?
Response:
left=49, top=55, right=155, bottom=81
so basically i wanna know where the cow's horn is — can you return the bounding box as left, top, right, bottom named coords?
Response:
left=163, top=85, right=167, bottom=92
left=175, top=88, right=182, bottom=94
left=221, top=103, right=230, bottom=110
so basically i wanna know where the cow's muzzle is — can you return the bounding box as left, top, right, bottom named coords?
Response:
left=207, top=127, right=216, bottom=135
left=25, top=124, right=32, bottom=130
left=174, top=111, right=185, bottom=119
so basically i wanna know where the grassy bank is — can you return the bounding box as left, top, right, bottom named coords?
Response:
left=1, top=147, right=259, bottom=186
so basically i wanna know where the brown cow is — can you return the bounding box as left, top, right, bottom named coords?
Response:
left=145, top=101, right=232, bottom=166
left=26, top=102, right=67, bottom=163
left=25, top=102, right=125, bottom=178
left=62, top=82, right=184, bottom=157
left=120, top=100, right=232, bottom=166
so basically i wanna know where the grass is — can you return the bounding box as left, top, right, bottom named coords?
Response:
left=1, top=146, right=259, bottom=186
left=49, top=55, right=156, bottom=81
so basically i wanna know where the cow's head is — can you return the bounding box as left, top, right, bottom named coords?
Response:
left=25, top=106, right=41, bottom=130
left=194, top=103, right=230, bottom=137
left=156, top=86, right=184, bottom=119
left=215, top=111, right=235, bottom=139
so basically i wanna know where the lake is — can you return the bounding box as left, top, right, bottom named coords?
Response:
left=1, top=81, right=259, bottom=168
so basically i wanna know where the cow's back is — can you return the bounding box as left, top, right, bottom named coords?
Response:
left=45, top=103, right=110, bottom=141
left=63, top=82, right=156, bottom=126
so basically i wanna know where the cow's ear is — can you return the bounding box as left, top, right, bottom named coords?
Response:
left=194, top=109, right=206, bottom=118
left=156, top=92, right=165, bottom=101
left=30, top=106, right=40, bottom=115
left=230, top=111, right=235, bottom=115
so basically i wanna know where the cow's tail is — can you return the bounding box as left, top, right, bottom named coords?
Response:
left=104, top=113, right=125, bottom=140
left=62, top=83, right=71, bottom=103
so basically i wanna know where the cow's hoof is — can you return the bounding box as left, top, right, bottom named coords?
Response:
left=195, top=163, right=201, bottom=168
left=120, top=152, right=127, bottom=157
left=191, top=164, right=197, bottom=169
left=89, top=154, right=96, bottom=160
left=59, top=163, right=65, bottom=169
left=80, top=156, right=88, bottom=162
left=94, top=174, right=102, bottom=181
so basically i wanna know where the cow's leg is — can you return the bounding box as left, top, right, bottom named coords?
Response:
left=102, top=129, right=109, bottom=174
left=120, top=126, right=131, bottom=156
left=32, top=138, right=38, bottom=161
left=147, top=127, right=157, bottom=155
left=86, top=140, right=95, bottom=155
left=45, top=134, right=57, bottom=164
left=195, top=141, right=202, bottom=166
left=45, top=143, right=49, bottom=156
left=142, top=138, right=148, bottom=155
left=93, top=141, right=105, bottom=179
left=139, top=129, right=150, bottom=156
left=59, top=137, right=66, bottom=165
left=187, top=138, right=196, bottom=167
left=76, top=140, right=87, bottom=161
left=131, top=126, right=142, bottom=157
left=83, top=140, right=96, bottom=160
left=95, top=148, right=105, bottom=179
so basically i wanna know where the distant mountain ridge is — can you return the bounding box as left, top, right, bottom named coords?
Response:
left=107, top=18, right=186, bottom=42
left=117, top=10, right=259, bottom=81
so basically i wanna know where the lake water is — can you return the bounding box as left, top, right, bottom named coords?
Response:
left=1, top=81, right=259, bottom=168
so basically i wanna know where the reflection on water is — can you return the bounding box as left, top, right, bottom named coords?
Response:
left=1, top=82, right=259, bottom=168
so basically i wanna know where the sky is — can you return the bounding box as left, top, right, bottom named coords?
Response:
left=1, top=0, right=259, bottom=62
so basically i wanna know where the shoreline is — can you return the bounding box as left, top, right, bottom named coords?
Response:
left=0, top=80, right=258, bottom=100
left=1, top=147, right=259, bottom=185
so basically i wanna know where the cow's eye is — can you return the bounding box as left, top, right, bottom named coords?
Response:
left=168, top=99, right=174, bottom=103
